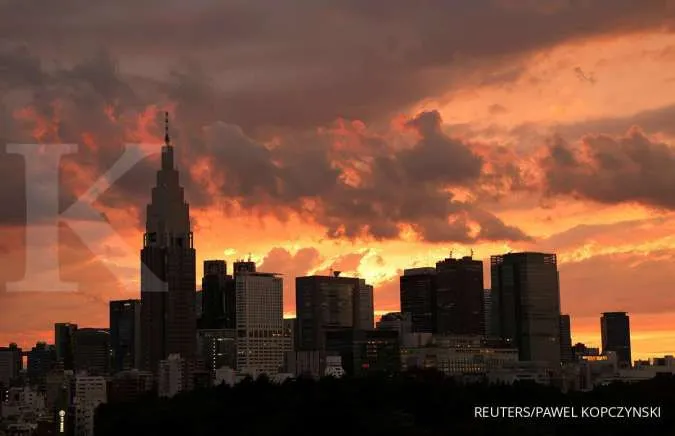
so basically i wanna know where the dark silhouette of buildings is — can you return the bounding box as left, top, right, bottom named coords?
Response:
left=559, top=314, right=573, bottom=363
left=0, top=344, right=22, bottom=387
left=434, top=256, right=484, bottom=335
left=27, top=342, right=56, bottom=387
left=601, top=312, right=632, bottom=368
left=400, top=268, right=436, bottom=333
left=233, top=260, right=256, bottom=274
left=295, top=273, right=371, bottom=351
left=201, top=260, right=236, bottom=329
left=324, top=328, right=399, bottom=375
left=491, top=252, right=561, bottom=365
left=54, top=323, right=77, bottom=371
left=73, top=328, right=110, bottom=375
left=110, top=300, right=141, bottom=372
left=140, top=113, right=197, bottom=372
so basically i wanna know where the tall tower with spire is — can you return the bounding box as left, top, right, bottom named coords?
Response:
left=140, top=112, right=197, bottom=373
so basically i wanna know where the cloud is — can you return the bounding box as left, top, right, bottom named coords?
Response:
left=542, top=127, right=675, bottom=209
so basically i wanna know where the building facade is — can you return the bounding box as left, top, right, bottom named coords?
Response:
left=236, top=272, right=285, bottom=376
left=140, top=114, right=197, bottom=373
left=295, top=273, right=363, bottom=351
left=73, top=329, right=110, bottom=376
left=400, top=268, right=436, bottom=333
left=559, top=314, right=573, bottom=364
left=600, top=312, right=632, bottom=368
left=201, top=260, right=236, bottom=330
left=434, top=256, right=485, bottom=335
left=491, top=252, right=561, bottom=366
left=74, top=376, right=106, bottom=436
left=110, top=300, right=141, bottom=373
left=55, top=323, right=78, bottom=371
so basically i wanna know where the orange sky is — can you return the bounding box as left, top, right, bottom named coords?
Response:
left=2, top=1, right=675, bottom=360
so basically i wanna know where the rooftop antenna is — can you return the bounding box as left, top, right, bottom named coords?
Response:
left=247, top=253, right=252, bottom=262
left=470, top=249, right=474, bottom=258
left=449, top=249, right=453, bottom=259
left=164, top=111, right=171, bottom=146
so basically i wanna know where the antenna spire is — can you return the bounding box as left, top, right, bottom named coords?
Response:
left=164, top=111, right=171, bottom=146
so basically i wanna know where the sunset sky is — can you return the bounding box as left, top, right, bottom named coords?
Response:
left=2, top=0, right=675, bottom=359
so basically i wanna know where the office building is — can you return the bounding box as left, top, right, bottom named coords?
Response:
left=283, top=318, right=295, bottom=352
left=73, top=329, right=111, bottom=376
left=357, top=280, right=374, bottom=330
left=559, top=314, right=573, bottom=364
left=601, top=312, right=632, bottom=368
left=140, top=113, right=197, bottom=373
left=108, top=370, right=154, bottom=403
left=158, top=354, right=184, bottom=398
left=110, top=300, right=141, bottom=372
left=491, top=252, right=561, bottom=365
left=27, top=343, right=56, bottom=387
left=434, top=256, right=484, bottom=335
left=201, top=260, right=236, bottom=329
left=197, top=329, right=237, bottom=378
left=236, top=271, right=285, bottom=376
left=295, top=273, right=363, bottom=351
left=483, top=289, right=492, bottom=336
left=401, top=335, right=519, bottom=376
left=0, top=344, right=22, bottom=386
left=400, top=268, right=436, bottom=333
left=74, top=376, right=106, bottom=436
left=376, top=312, right=412, bottom=339
left=55, top=323, right=78, bottom=371
left=233, top=260, right=256, bottom=274
left=325, top=328, right=400, bottom=375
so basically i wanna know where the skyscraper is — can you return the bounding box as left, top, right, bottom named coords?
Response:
left=559, top=314, right=573, bottom=364
left=483, top=289, right=492, bottom=336
left=201, top=260, right=236, bottom=329
left=600, top=312, right=631, bottom=368
left=140, top=113, right=197, bottom=373
left=73, top=328, right=111, bottom=376
left=357, top=279, right=374, bottom=330
left=491, top=252, right=561, bottom=365
left=110, top=300, right=141, bottom=372
left=295, top=273, right=363, bottom=351
left=236, top=271, right=285, bottom=376
left=400, top=268, right=436, bottom=333
left=55, top=323, right=77, bottom=371
left=434, top=256, right=484, bottom=335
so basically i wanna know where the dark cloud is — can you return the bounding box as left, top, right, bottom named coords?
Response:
left=0, top=0, right=671, bottom=131
left=542, top=127, right=675, bottom=208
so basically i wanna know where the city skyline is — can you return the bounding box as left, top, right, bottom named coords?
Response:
left=2, top=1, right=675, bottom=361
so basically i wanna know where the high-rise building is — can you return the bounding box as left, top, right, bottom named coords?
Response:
left=283, top=318, right=295, bottom=353
left=0, top=344, right=22, bottom=387
left=600, top=312, right=631, bottom=368
left=55, top=323, right=77, bottom=371
left=27, top=342, right=56, bottom=387
left=295, top=273, right=363, bottom=351
left=559, top=314, right=573, bottom=364
left=197, top=329, right=237, bottom=378
left=376, top=312, right=412, bottom=339
left=74, top=375, right=106, bottom=436
left=434, top=256, right=484, bottom=335
left=236, top=271, right=285, bottom=376
left=201, top=260, right=236, bottom=329
left=357, top=279, right=374, bottom=330
left=483, top=289, right=492, bottom=336
left=491, top=252, right=561, bottom=366
left=110, top=300, right=141, bottom=373
left=233, top=260, right=256, bottom=274
left=324, top=328, right=400, bottom=376
left=73, top=329, right=110, bottom=376
left=400, top=268, right=436, bottom=333
left=140, top=113, right=197, bottom=373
